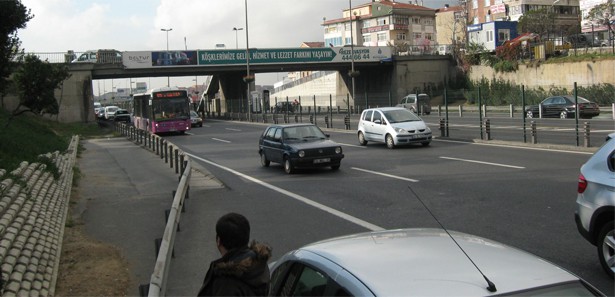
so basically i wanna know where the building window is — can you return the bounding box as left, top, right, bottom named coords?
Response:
left=412, top=17, right=421, bottom=24
left=377, top=18, right=387, bottom=26
left=485, top=14, right=491, bottom=22
left=472, top=0, right=478, bottom=9
left=377, top=33, right=387, bottom=41
left=345, top=37, right=351, bottom=45
left=394, top=16, right=409, bottom=25
left=413, top=32, right=422, bottom=40
left=473, top=16, right=478, bottom=24
left=486, top=30, right=494, bottom=42
left=363, top=34, right=372, bottom=43
left=484, top=0, right=490, bottom=7
left=345, top=23, right=351, bottom=31
left=425, top=33, right=433, bottom=40
left=396, top=32, right=406, bottom=40
left=362, top=20, right=370, bottom=28
left=498, top=29, right=510, bottom=41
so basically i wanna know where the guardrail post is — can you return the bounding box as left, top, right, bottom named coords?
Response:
left=509, top=104, right=514, bottom=118
left=344, top=115, right=350, bottom=130
left=584, top=122, right=591, bottom=147
left=437, top=105, right=442, bottom=117
left=482, top=104, right=487, bottom=118
left=310, top=115, right=314, bottom=124
left=439, top=118, right=445, bottom=137
left=160, top=139, right=165, bottom=160
left=325, top=116, right=329, bottom=128
left=531, top=121, right=538, bottom=144
left=169, top=145, right=174, bottom=168
left=485, top=119, right=492, bottom=140
left=180, top=154, right=185, bottom=174
left=459, top=105, right=463, bottom=117
left=539, top=103, right=543, bottom=118
left=155, top=137, right=159, bottom=155
left=175, top=150, right=179, bottom=174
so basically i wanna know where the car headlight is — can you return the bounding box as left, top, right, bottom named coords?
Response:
left=335, top=147, right=342, bottom=154
left=394, top=127, right=406, bottom=133
left=298, top=150, right=305, bottom=158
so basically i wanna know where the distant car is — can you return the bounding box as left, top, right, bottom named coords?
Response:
left=113, top=109, right=131, bottom=123
left=71, top=49, right=122, bottom=64
left=94, top=102, right=102, bottom=115
left=269, top=228, right=606, bottom=296
left=190, top=111, right=203, bottom=127
left=357, top=107, right=432, bottom=149
left=103, top=105, right=120, bottom=120
left=575, top=132, right=615, bottom=278
left=525, top=95, right=600, bottom=119
left=566, top=33, right=601, bottom=48
left=396, top=93, right=431, bottom=115
left=258, top=124, right=344, bottom=174
left=274, top=101, right=295, bottom=114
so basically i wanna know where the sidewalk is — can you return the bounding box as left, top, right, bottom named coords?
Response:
left=74, top=137, right=223, bottom=296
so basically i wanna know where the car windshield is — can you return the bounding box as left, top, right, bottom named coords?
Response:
left=283, top=125, right=326, bottom=141
left=382, top=109, right=421, bottom=123
left=115, top=110, right=128, bottom=115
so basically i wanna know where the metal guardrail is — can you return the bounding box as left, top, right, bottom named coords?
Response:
left=114, top=123, right=191, bottom=297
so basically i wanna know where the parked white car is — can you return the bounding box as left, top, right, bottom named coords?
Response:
left=575, top=132, right=615, bottom=278
left=357, top=107, right=432, bottom=149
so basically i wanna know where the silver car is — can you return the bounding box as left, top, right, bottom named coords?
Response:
left=269, top=228, right=605, bottom=296
left=575, top=133, right=615, bottom=278
left=357, top=107, right=432, bottom=149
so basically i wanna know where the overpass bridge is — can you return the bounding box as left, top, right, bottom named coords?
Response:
left=17, top=47, right=456, bottom=122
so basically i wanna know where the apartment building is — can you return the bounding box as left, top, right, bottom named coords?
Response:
left=322, top=0, right=436, bottom=51
left=435, top=4, right=466, bottom=53
left=466, top=0, right=580, bottom=33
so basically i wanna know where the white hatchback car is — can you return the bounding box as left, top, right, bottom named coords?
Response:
left=358, top=107, right=431, bottom=149
left=269, top=228, right=605, bottom=296
left=575, top=133, right=615, bottom=278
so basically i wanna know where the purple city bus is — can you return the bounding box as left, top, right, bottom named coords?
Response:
left=132, top=87, right=191, bottom=134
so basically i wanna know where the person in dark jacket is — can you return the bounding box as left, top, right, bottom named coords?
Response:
left=197, top=213, right=272, bottom=296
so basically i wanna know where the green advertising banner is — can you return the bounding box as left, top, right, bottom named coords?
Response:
left=197, top=47, right=391, bottom=65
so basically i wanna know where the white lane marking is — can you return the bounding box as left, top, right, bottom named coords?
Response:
left=351, top=167, right=419, bottom=182
left=339, top=143, right=366, bottom=148
left=440, top=156, right=525, bottom=169
left=434, top=138, right=595, bottom=155
left=226, top=128, right=241, bottom=131
left=186, top=153, right=384, bottom=231
left=211, top=138, right=231, bottom=143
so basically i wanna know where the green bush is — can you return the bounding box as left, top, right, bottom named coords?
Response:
left=0, top=108, right=111, bottom=173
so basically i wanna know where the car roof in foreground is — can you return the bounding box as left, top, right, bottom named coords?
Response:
left=299, top=228, right=581, bottom=296
left=364, top=107, right=407, bottom=112
left=266, top=123, right=316, bottom=129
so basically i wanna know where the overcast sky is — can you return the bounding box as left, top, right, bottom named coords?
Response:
left=18, top=0, right=454, bottom=94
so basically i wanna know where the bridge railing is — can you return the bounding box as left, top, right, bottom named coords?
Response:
left=19, top=51, right=123, bottom=64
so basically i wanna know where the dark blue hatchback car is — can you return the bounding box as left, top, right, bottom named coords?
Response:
left=258, top=124, right=344, bottom=174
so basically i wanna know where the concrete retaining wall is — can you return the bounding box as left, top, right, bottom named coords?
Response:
left=469, top=59, right=615, bottom=87
left=0, top=136, right=79, bottom=297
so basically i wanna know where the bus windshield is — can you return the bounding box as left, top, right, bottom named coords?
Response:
left=153, top=97, right=190, bottom=121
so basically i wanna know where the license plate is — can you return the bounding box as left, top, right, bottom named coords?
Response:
left=314, top=158, right=330, bottom=164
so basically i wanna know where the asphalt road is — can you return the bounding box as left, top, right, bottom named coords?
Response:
left=164, top=119, right=614, bottom=296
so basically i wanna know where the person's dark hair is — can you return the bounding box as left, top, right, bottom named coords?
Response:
left=216, top=213, right=250, bottom=250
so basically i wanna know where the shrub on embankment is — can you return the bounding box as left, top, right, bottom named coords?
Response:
left=0, top=108, right=112, bottom=173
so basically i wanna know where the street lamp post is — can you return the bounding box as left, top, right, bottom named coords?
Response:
left=348, top=0, right=359, bottom=112
left=244, top=0, right=253, bottom=122
left=161, top=28, right=172, bottom=87
left=233, top=27, right=244, bottom=49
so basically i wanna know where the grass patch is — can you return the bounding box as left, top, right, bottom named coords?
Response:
left=0, top=108, right=113, bottom=173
